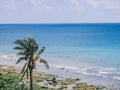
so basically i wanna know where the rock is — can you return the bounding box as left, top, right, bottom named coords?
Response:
left=36, top=77, right=44, bottom=82
left=41, top=86, right=49, bottom=89
left=2, top=66, right=10, bottom=69
left=0, top=73, right=2, bottom=75
left=51, top=76, right=57, bottom=83
left=76, top=78, right=80, bottom=81
left=73, top=83, right=100, bottom=90
left=62, top=85, right=68, bottom=88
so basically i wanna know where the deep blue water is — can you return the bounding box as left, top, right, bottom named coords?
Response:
left=0, top=24, right=120, bottom=80
left=1, top=24, right=120, bottom=49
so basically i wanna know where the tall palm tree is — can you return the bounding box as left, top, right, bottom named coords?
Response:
left=14, top=36, right=49, bottom=90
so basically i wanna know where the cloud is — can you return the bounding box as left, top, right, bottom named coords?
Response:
left=0, top=0, right=16, bottom=10
left=88, top=0, right=120, bottom=9
left=69, top=0, right=83, bottom=11
left=88, top=0, right=99, bottom=8
left=30, top=0, right=52, bottom=11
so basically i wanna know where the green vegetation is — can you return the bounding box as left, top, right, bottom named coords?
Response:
left=14, top=36, right=49, bottom=90
left=0, top=74, right=19, bottom=90
left=0, top=74, right=50, bottom=90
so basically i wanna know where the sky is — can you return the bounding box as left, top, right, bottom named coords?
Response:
left=0, top=0, right=120, bottom=23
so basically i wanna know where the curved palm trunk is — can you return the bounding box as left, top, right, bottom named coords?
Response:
left=29, top=68, right=33, bottom=90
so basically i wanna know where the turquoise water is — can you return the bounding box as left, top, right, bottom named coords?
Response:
left=0, top=24, right=120, bottom=82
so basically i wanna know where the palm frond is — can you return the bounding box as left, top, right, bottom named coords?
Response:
left=14, top=39, right=27, bottom=49
left=23, top=38, right=29, bottom=47
left=33, top=55, right=39, bottom=62
left=40, top=58, right=49, bottom=70
left=14, top=46, right=24, bottom=50
left=17, top=52, right=27, bottom=56
left=33, top=45, right=39, bottom=54
left=16, top=57, right=26, bottom=64
left=28, top=37, right=39, bottom=54
left=28, top=36, right=37, bottom=45
left=37, top=47, right=45, bottom=55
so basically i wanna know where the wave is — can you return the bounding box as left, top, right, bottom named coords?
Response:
left=0, top=53, right=120, bottom=81
left=113, top=76, right=120, bottom=80
left=0, top=53, right=18, bottom=60
left=51, top=64, right=120, bottom=81
left=52, top=64, right=77, bottom=70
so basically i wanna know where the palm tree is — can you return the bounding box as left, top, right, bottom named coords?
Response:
left=14, top=36, right=49, bottom=90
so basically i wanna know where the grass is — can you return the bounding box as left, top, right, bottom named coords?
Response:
left=0, top=74, right=53, bottom=90
left=0, top=74, right=20, bottom=90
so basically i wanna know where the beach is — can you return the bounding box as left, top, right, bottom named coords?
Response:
left=0, top=52, right=120, bottom=90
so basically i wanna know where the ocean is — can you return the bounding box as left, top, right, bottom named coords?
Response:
left=0, top=23, right=120, bottom=87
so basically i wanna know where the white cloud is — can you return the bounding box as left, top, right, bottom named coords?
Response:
left=30, top=0, right=52, bottom=11
left=88, top=0, right=99, bottom=8
left=69, top=0, right=83, bottom=11
left=31, top=0, right=42, bottom=6
left=88, top=0, right=120, bottom=9
left=0, top=0, right=16, bottom=10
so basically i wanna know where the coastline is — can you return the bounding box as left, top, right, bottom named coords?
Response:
left=0, top=53, right=120, bottom=90
left=0, top=64, right=106, bottom=90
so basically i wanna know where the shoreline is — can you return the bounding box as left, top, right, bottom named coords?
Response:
left=0, top=53, right=120, bottom=89
left=0, top=64, right=106, bottom=90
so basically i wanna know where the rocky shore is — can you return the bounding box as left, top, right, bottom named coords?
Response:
left=0, top=64, right=115, bottom=90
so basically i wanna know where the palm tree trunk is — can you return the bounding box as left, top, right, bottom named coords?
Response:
left=29, top=68, right=33, bottom=90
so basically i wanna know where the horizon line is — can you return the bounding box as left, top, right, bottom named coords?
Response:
left=0, top=22, right=120, bottom=25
